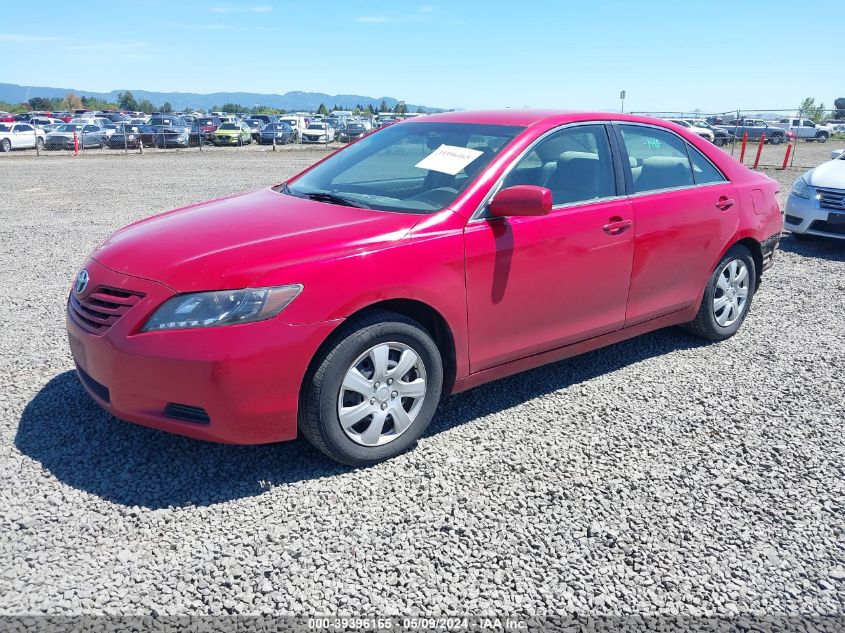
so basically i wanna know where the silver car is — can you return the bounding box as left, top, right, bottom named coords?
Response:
left=43, top=123, right=108, bottom=150
left=784, top=149, right=845, bottom=239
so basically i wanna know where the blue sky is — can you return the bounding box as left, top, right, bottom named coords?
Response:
left=0, top=0, right=837, bottom=112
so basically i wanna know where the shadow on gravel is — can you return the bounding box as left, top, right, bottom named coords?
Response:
left=17, top=327, right=707, bottom=509
left=427, top=327, right=709, bottom=438
left=779, top=232, right=845, bottom=261
left=15, top=371, right=346, bottom=509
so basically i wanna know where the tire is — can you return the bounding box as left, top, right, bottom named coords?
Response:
left=299, top=310, right=444, bottom=466
left=816, top=132, right=829, bottom=143
left=99, top=137, right=108, bottom=148
left=714, top=137, right=725, bottom=147
left=0, top=138, right=10, bottom=152
left=768, top=135, right=781, bottom=145
left=683, top=244, right=756, bottom=341
left=36, top=137, right=44, bottom=150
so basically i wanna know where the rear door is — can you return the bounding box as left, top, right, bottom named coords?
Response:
left=615, top=123, right=738, bottom=326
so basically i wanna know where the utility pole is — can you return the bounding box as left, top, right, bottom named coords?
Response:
left=620, top=90, right=626, bottom=114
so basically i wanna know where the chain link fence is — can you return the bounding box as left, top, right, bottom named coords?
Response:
left=630, top=109, right=845, bottom=169
left=5, top=109, right=844, bottom=169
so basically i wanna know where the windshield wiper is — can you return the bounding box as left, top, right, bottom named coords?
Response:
left=281, top=184, right=370, bottom=209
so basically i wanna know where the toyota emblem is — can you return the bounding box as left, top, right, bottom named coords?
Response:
left=75, top=270, right=89, bottom=295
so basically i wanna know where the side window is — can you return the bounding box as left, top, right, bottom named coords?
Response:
left=687, top=144, right=726, bottom=185
left=502, top=124, right=616, bottom=206
left=803, top=121, right=815, bottom=127
left=17, top=124, right=33, bottom=132
left=620, top=125, right=694, bottom=194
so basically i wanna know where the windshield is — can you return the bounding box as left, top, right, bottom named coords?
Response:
left=286, top=121, right=523, bottom=214
left=57, top=124, right=83, bottom=132
left=307, top=123, right=326, bottom=130
left=218, top=123, right=238, bottom=130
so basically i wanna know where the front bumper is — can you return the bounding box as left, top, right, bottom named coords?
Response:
left=784, top=191, right=845, bottom=239
left=66, top=259, right=340, bottom=444
left=213, top=136, right=245, bottom=145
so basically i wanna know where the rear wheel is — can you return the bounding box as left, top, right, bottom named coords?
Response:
left=815, top=132, right=829, bottom=143
left=299, top=311, right=443, bottom=466
left=36, top=137, right=44, bottom=150
left=684, top=245, right=756, bottom=341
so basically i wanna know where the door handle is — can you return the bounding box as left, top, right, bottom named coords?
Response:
left=602, top=217, right=633, bottom=235
left=715, top=196, right=735, bottom=211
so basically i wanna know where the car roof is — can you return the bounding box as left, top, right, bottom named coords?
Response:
left=404, top=109, right=680, bottom=128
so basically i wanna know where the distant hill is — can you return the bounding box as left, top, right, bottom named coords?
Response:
left=0, top=83, right=441, bottom=113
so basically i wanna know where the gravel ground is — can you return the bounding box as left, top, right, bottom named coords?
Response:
left=1, top=149, right=844, bottom=622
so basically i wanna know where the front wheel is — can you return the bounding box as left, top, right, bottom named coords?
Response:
left=299, top=311, right=443, bottom=466
left=683, top=245, right=756, bottom=341
left=0, top=138, right=11, bottom=152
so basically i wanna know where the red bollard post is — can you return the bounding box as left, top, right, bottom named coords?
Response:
left=738, top=131, right=749, bottom=163
left=780, top=141, right=793, bottom=170
left=752, top=134, right=765, bottom=169
left=73, top=132, right=79, bottom=156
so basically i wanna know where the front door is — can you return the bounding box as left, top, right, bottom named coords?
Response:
left=464, top=123, right=635, bottom=372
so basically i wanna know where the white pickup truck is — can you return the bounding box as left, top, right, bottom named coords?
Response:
left=770, top=118, right=831, bottom=143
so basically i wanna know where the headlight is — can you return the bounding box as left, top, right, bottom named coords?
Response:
left=790, top=176, right=811, bottom=199
left=141, top=284, right=303, bottom=332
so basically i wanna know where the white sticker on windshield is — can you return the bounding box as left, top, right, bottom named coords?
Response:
left=415, top=144, right=484, bottom=176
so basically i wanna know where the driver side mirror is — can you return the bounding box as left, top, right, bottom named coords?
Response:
left=488, top=185, right=552, bottom=218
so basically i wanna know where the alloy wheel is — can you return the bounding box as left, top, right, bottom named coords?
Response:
left=713, top=259, right=750, bottom=327
left=337, top=342, right=427, bottom=447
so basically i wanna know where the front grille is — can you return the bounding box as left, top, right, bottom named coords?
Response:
left=163, top=403, right=211, bottom=424
left=809, top=219, right=845, bottom=235
left=68, top=286, right=144, bottom=335
left=76, top=364, right=110, bottom=403
left=817, top=188, right=845, bottom=212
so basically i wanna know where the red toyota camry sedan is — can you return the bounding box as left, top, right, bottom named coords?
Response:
left=67, top=111, right=783, bottom=465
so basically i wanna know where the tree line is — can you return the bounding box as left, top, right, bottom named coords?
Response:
left=1, top=90, right=427, bottom=116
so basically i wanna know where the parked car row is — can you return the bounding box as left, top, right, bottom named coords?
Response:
left=703, top=115, right=840, bottom=143
left=0, top=108, right=394, bottom=152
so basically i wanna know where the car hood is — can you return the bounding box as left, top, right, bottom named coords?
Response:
left=807, top=159, right=845, bottom=189
left=91, top=188, right=424, bottom=292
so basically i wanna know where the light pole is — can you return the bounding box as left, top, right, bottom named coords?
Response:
left=620, top=90, right=626, bottom=114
